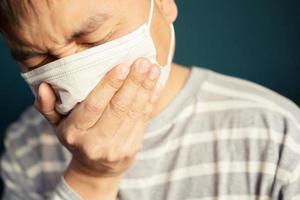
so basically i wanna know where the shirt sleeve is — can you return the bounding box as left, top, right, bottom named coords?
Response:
left=49, top=178, right=82, bottom=200
left=282, top=164, right=300, bottom=200
left=1, top=137, right=82, bottom=200
left=279, top=115, right=300, bottom=200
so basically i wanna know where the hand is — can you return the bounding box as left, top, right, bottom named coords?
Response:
left=35, top=58, right=163, bottom=199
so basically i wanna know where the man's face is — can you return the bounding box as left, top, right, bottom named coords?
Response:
left=3, top=0, right=176, bottom=72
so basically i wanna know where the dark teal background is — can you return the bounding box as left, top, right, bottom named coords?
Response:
left=0, top=0, right=299, bottom=191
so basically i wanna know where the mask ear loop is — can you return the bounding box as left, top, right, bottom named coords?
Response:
left=148, top=0, right=155, bottom=27
left=167, top=25, right=175, bottom=66
left=147, top=0, right=175, bottom=80
left=157, top=24, right=175, bottom=86
left=147, top=0, right=174, bottom=58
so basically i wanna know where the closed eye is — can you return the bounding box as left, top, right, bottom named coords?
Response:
left=79, top=30, right=114, bottom=47
left=25, top=56, right=56, bottom=70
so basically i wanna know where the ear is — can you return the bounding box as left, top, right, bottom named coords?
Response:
left=155, top=0, right=178, bottom=24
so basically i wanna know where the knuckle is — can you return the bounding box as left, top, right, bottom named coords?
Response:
left=127, top=108, right=143, bottom=119
left=106, top=151, right=121, bottom=163
left=142, top=79, right=155, bottom=90
left=57, top=125, right=75, bottom=145
left=110, top=98, right=128, bottom=117
left=129, top=74, right=143, bottom=87
left=107, top=78, right=122, bottom=90
left=82, top=144, right=100, bottom=161
left=83, top=100, right=102, bottom=113
left=64, top=133, right=76, bottom=146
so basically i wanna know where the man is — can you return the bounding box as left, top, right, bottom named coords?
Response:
left=0, top=0, right=299, bottom=199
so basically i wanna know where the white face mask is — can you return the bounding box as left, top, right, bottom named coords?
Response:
left=21, top=0, right=175, bottom=115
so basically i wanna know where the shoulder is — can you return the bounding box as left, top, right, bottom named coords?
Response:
left=2, top=106, right=67, bottom=194
left=4, top=106, right=55, bottom=148
left=191, top=66, right=300, bottom=179
left=2, top=106, right=63, bottom=176
left=1, top=107, right=69, bottom=196
left=191, top=66, right=300, bottom=125
left=170, top=66, right=300, bottom=135
left=191, top=66, right=300, bottom=150
left=194, top=67, right=300, bottom=152
left=3, top=106, right=61, bottom=162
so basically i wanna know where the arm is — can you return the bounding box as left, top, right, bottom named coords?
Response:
left=35, top=58, right=162, bottom=200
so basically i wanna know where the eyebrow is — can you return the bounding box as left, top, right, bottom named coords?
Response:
left=10, top=48, right=43, bottom=62
left=10, top=13, right=110, bottom=62
left=71, top=13, right=110, bottom=40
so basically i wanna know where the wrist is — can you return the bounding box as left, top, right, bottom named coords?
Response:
left=64, top=158, right=122, bottom=200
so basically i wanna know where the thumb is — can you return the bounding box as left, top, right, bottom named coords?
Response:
left=34, top=82, right=62, bottom=125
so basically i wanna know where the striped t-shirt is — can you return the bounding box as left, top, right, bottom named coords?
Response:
left=1, top=66, right=300, bottom=200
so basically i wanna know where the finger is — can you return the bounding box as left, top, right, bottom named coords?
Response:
left=126, top=64, right=161, bottom=121
left=91, top=58, right=152, bottom=138
left=118, top=118, right=147, bottom=160
left=112, top=65, right=161, bottom=147
left=129, top=120, right=146, bottom=153
left=149, top=82, right=164, bottom=104
left=67, top=64, right=130, bottom=131
left=35, top=82, right=62, bottom=125
left=122, top=83, right=163, bottom=156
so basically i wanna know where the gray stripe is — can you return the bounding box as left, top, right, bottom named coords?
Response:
left=142, top=106, right=298, bottom=150
left=126, top=137, right=299, bottom=179
left=119, top=173, right=282, bottom=200
left=203, top=68, right=300, bottom=122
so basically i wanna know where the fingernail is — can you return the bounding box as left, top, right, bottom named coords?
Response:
left=150, top=83, right=163, bottom=103
left=117, top=65, right=130, bottom=80
left=148, top=66, right=161, bottom=80
left=138, top=59, right=151, bottom=74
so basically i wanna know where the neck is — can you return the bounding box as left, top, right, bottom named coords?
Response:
left=150, top=63, right=191, bottom=118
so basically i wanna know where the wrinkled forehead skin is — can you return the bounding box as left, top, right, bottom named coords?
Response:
left=0, top=0, right=149, bottom=55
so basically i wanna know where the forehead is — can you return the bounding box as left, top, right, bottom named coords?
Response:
left=5, top=0, right=120, bottom=47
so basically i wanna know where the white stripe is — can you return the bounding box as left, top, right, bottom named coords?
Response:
left=1, top=160, right=22, bottom=173
left=4, top=179, right=19, bottom=190
left=27, top=161, right=66, bottom=177
left=202, top=82, right=300, bottom=130
left=212, top=70, right=274, bottom=92
left=196, top=100, right=265, bottom=113
left=28, top=192, right=43, bottom=200
left=187, top=195, right=271, bottom=200
left=290, top=164, right=300, bottom=183
left=144, top=98, right=297, bottom=141
left=145, top=100, right=267, bottom=140
left=138, top=127, right=300, bottom=160
left=9, top=116, right=44, bottom=140
left=213, top=70, right=295, bottom=103
left=15, top=133, right=58, bottom=157
left=292, top=194, right=300, bottom=200
left=144, top=103, right=196, bottom=139
left=120, top=162, right=290, bottom=189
